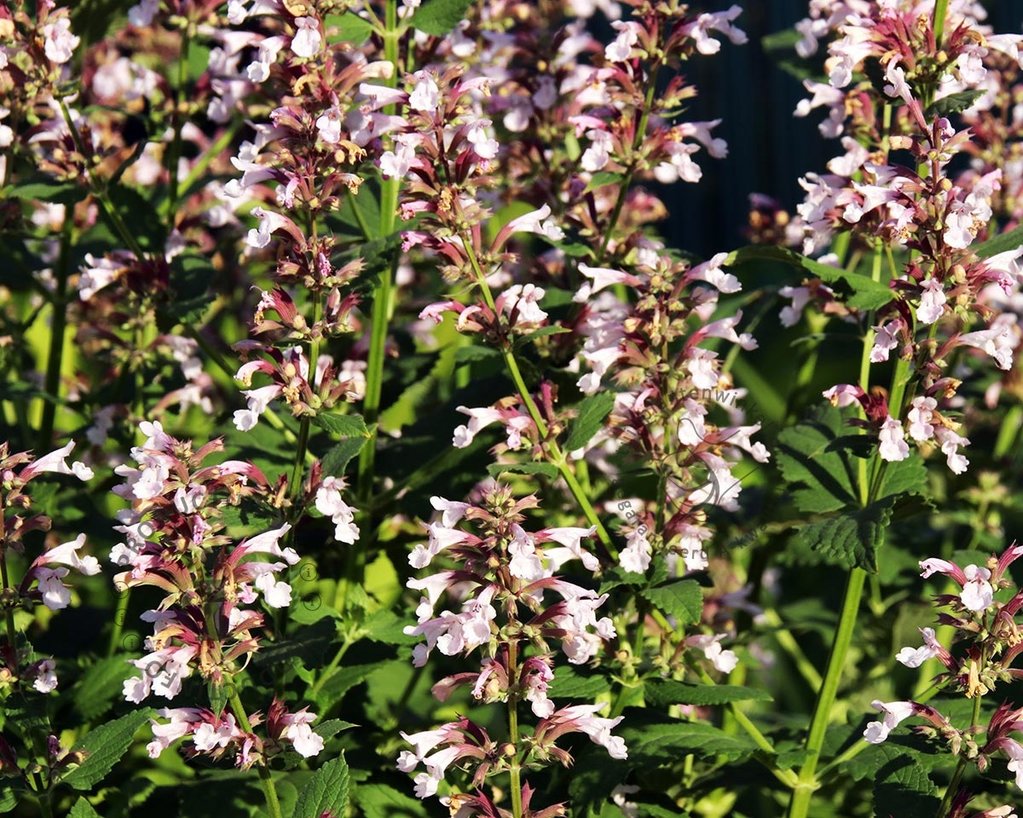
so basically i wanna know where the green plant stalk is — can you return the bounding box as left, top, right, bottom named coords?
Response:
left=507, top=638, right=524, bottom=818
left=37, top=225, right=72, bottom=450
left=597, top=68, right=659, bottom=261
left=228, top=690, right=283, bottom=818
left=461, top=241, right=614, bottom=552
left=167, top=28, right=190, bottom=216
left=786, top=567, right=867, bottom=817
left=933, top=0, right=950, bottom=45
left=937, top=688, right=982, bottom=816
left=1, top=554, right=18, bottom=649
left=355, top=0, right=401, bottom=513
left=788, top=244, right=892, bottom=817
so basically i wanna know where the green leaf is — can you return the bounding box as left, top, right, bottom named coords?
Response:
left=641, top=580, right=702, bottom=625
left=777, top=407, right=929, bottom=570
left=0, top=787, right=16, bottom=813
left=727, top=245, right=894, bottom=311
left=61, top=709, right=154, bottom=791
left=314, top=720, right=358, bottom=742
left=207, top=680, right=229, bottom=718
left=565, top=391, right=617, bottom=452
left=69, top=798, right=103, bottom=818
left=547, top=667, right=612, bottom=699
left=793, top=496, right=896, bottom=571
left=72, top=658, right=136, bottom=722
left=408, top=0, right=473, bottom=35
left=454, top=345, right=501, bottom=364
left=644, top=680, right=772, bottom=707
left=974, top=223, right=1023, bottom=260
left=620, top=716, right=758, bottom=763
left=585, top=171, right=623, bottom=192
left=320, top=437, right=368, bottom=477
left=355, top=784, right=428, bottom=818
left=294, top=755, right=351, bottom=818
left=312, top=412, right=370, bottom=438
left=6, top=178, right=85, bottom=204
left=314, top=662, right=392, bottom=710
left=516, top=325, right=572, bottom=345
left=325, top=12, right=375, bottom=45
left=873, top=758, right=940, bottom=816
left=486, top=461, right=559, bottom=478
left=926, top=90, right=984, bottom=117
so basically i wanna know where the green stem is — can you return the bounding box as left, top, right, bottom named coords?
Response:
left=0, top=555, right=18, bottom=649
left=37, top=225, right=71, bottom=450
left=937, top=692, right=981, bottom=816
left=167, top=28, right=190, bottom=217
left=933, top=0, right=949, bottom=45
left=107, top=587, right=131, bottom=657
left=353, top=0, right=401, bottom=580
left=786, top=568, right=867, bottom=818
left=507, top=639, right=523, bottom=818
left=597, top=73, right=658, bottom=261
left=463, top=244, right=614, bottom=553
left=228, top=690, right=283, bottom=818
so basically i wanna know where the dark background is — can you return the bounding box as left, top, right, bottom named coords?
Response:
left=669, top=0, right=1023, bottom=255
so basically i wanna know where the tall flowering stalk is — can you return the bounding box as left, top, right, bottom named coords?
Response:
left=400, top=485, right=625, bottom=816
left=0, top=440, right=96, bottom=815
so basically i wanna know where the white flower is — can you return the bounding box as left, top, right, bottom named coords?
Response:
left=959, top=324, right=1016, bottom=371
left=314, top=477, right=360, bottom=544
left=408, top=71, right=441, bottom=112
left=33, top=659, right=58, bottom=693
left=686, top=633, right=738, bottom=673
left=870, top=320, right=900, bottom=363
left=286, top=721, right=324, bottom=758
left=895, top=627, right=939, bottom=668
left=960, top=564, right=994, bottom=612
left=605, top=21, right=640, bottom=62
left=878, top=416, right=909, bottom=462
left=128, top=0, right=160, bottom=27
left=906, top=397, right=936, bottom=442
left=916, top=278, right=946, bottom=325
left=291, top=17, right=322, bottom=58
left=619, top=530, right=651, bottom=574
left=43, top=17, right=79, bottom=64
left=505, top=204, right=565, bottom=241
left=315, top=106, right=343, bottom=144
left=863, top=700, right=915, bottom=744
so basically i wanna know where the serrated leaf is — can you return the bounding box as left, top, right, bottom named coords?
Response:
left=72, top=657, right=137, bottom=722
left=778, top=407, right=928, bottom=570
left=641, top=580, right=702, bottom=625
left=644, top=680, right=772, bottom=707
left=69, top=798, right=103, bottom=818
left=312, top=412, right=370, bottom=438
left=294, top=755, right=351, bottom=818
left=873, top=758, right=939, bottom=817
left=6, top=179, right=85, bottom=204
left=314, top=662, right=392, bottom=710
left=926, top=89, right=984, bottom=117
left=321, top=437, right=368, bottom=477
left=486, top=462, right=559, bottom=478
left=547, top=667, right=611, bottom=699
left=355, top=783, right=428, bottom=818
left=61, top=709, right=154, bottom=791
left=565, top=391, right=616, bottom=452
left=727, top=245, right=894, bottom=310
left=408, top=0, right=473, bottom=35
left=793, top=496, right=896, bottom=571
left=620, top=715, right=758, bottom=763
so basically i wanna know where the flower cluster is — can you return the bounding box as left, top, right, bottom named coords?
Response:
left=110, top=420, right=324, bottom=766
left=400, top=485, right=625, bottom=807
